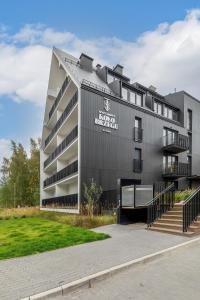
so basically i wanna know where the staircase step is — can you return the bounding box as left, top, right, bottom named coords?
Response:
left=173, top=205, right=183, bottom=211
left=149, top=226, right=194, bottom=236
left=188, top=225, right=200, bottom=233
left=162, top=214, right=182, bottom=220
left=152, top=222, right=182, bottom=230
left=165, top=211, right=183, bottom=216
left=158, top=218, right=182, bottom=225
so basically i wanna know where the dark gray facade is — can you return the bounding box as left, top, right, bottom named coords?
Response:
left=80, top=84, right=200, bottom=206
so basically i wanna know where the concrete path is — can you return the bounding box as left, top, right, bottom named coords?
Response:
left=58, top=239, right=200, bottom=300
left=0, top=224, right=190, bottom=300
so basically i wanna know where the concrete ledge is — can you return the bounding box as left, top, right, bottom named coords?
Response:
left=21, top=236, right=200, bottom=300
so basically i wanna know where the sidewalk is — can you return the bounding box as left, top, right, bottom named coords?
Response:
left=0, top=224, right=189, bottom=300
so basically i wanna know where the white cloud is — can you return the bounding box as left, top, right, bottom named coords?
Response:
left=0, top=139, right=11, bottom=167
left=1, top=8, right=200, bottom=108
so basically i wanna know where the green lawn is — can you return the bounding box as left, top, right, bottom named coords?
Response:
left=0, top=217, right=110, bottom=260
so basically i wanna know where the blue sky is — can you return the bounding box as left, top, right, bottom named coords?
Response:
left=0, top=0, right=200, bottom=161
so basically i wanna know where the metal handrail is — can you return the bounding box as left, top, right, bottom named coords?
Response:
left=147, top=183, right=175, bottom=227
left=146, top=183, right=174, bottom=206
left=183, top=186, right=200, bottom=232
left=183, top=186, right=200, bottom=204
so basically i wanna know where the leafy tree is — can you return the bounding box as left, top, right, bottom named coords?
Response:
left=0, top=138, right=40, bottom=208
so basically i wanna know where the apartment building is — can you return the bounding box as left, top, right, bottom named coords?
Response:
left=40, top=47, right=200, bottom=213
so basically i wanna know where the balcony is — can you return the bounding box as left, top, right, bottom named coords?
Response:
left=163, top=162, right=190, bottom=178
left=42, top=193, right=78, bottom=209
left=44, top=125, right=78, bottom=169
left=43, top=160, right=78, bottom=188
left=45, top=92, right=78, bottom=148
left=133, top=159, right=143, bottom=173
left=133, top=127, right=143, bottom=142
left=162, top=133, right=189, bottom=154
left=49, top=77, right=69, bottom=120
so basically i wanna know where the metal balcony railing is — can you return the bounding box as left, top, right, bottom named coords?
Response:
left=44, top=125, right=78, bottom=168
left=133, top=159, right=143, bottom=173
left=163, top=162, right=190, bottom=177
left=42, top=193, right=78, bottom=209
left=163, top=133, right=189, bottom=153
left=43, top=160, right=78, bottom=188
left=49, top=76, right=70, bottom=120
left=45, top=92, right=78, bottom=147
left=133, top=127, right=143, bottom=142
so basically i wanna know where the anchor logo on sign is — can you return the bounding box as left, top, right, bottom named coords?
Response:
left=104, top=98, right=111, bottom=112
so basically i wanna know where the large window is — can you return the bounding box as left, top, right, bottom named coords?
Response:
left=163, top=128, right=177, bottom=146
left=154, top=101, right=162, bottom=115
left=136, top=94, right=142, bottom=106
left=134, top=117, right=143, bottom=142
left=164, top=106, right=173, bottom=119
left=130, top=91, right=136, bottom=104
left=133, top=148, right=142, bottom=172
left=163, top=155, right=177, bottom=170
left=122, top=87, right=128, bottom=100
left=187, top=109, right=192, bottom=131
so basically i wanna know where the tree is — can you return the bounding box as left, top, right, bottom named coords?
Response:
left=83, top=178, right=103, bottom=216
left=28, top=138, right=40, bottom=206
left=0, top=138, right=40, bottom=208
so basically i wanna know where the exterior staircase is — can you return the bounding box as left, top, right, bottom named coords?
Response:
left=149, top=203, right=200, bottom=236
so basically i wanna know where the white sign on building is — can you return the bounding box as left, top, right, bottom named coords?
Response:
left=95, top=99, right=119, bottom=130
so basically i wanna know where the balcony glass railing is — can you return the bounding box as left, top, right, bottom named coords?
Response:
left=44, top=125, right=78, bottom=168
left=163, top=162, right=190, bottom=177
left=49, top=77, right=70, bottom=120
left=42, top=193, right=78, bottom=209
left=163, top=133, right=189, bottom=150
left=43, top=160, right=78, bottom=188
left=133, top=159, right=143, bottom=173
left=45, top=92, right=78, bottom=147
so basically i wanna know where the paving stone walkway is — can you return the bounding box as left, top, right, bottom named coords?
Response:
left=0, top=224, right=189, bottom=300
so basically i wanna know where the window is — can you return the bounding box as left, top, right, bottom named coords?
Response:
left=154, top=101, right=162, bottom=115
left=136, top=94, right=142, bottom=106
left=122, top=87, right=128, bottom=100
left=164, top=106, right=173, bottom=119
left=135, top=117, right=142, bottom=129
left=163, top=155, right=177, bottom=171
left=163, top=128, right=177, bottom=146
left=130, top=91, right=136, bottom=104
left=133, top=148, right=142, bottom=172
left=135, top=148, right=142, bottom=160
left=187, top=156, right=192, bottom=175
left=134, top=117, right=143, bottom=142
left=187, top=109, right=192, bottom=131
left=188, top=133, right=192, bottom=154
left=107, top=73, right=114, bottom=84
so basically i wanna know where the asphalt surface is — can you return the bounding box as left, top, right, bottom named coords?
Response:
left=56, top=240, right=200, bottom=300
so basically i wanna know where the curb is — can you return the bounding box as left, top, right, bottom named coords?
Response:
left=21, top=236, right=200, bottom=300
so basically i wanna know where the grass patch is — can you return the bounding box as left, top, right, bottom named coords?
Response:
left=0, top=217, right=110, bottom=260
left=0, top=207, right=116, bottom=229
